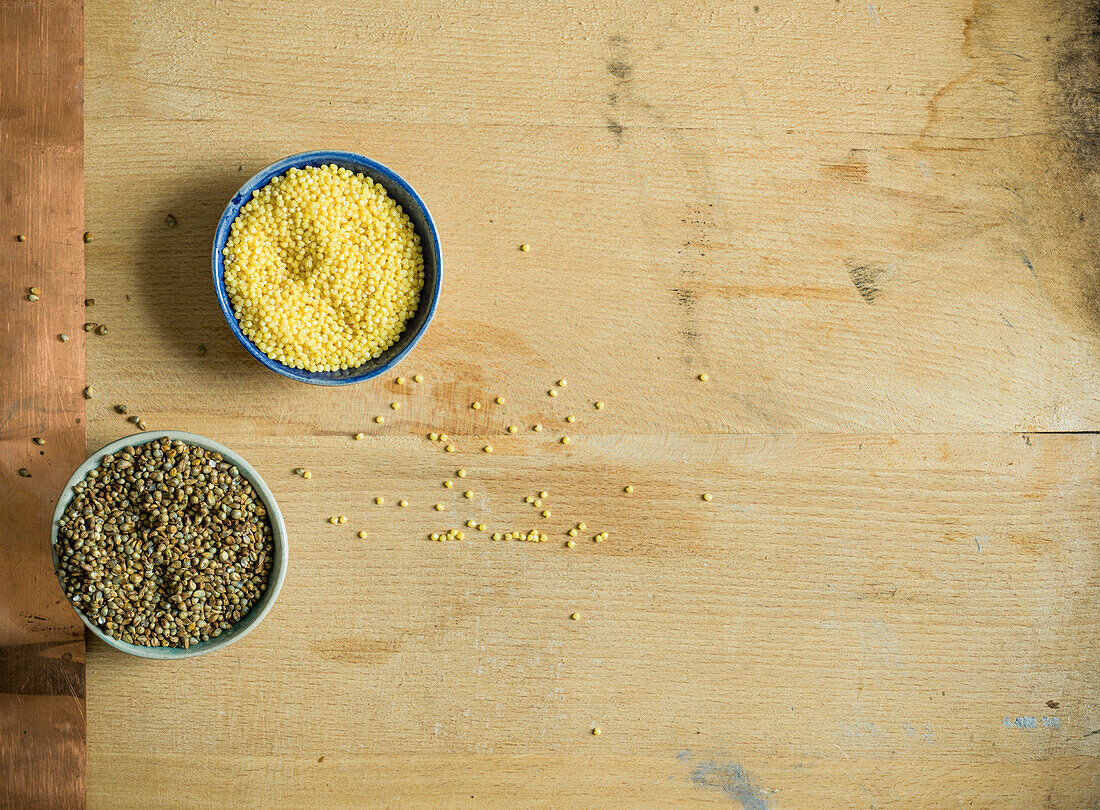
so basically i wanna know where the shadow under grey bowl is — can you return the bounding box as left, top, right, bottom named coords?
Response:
left=50, top=431, right=288, bottom=660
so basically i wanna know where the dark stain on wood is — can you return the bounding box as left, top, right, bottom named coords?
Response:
left=845, top=260, right=889, bottom=303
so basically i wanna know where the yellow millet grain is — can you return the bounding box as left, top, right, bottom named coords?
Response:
left=222, top=164, right=425, bottom=372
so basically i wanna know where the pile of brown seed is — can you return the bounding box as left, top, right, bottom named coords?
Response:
left=54, top=437, right=274, bottom=649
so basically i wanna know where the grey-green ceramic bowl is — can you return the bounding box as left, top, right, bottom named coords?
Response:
left=50, top=430, right=288, bottom=660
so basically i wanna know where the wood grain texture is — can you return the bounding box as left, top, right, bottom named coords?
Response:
left=83, top=0, right=1099, bottom=806
left=0, top=0, right=87, bottom=807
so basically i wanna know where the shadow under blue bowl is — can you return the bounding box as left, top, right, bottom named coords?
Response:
left=211, top=150, right=441, bottom=385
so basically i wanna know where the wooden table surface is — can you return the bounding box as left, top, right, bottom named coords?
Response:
left=81, top=0, right=1099, bottom=806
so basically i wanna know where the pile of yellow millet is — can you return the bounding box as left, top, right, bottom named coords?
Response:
left=222, top=164, right=425, bottom=371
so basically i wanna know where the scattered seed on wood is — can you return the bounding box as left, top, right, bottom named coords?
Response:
left=32, top=437, right=45, bottom=446
left=398, top=500, right=408, bottom=508
left=520, top=243, right=530, bottom=252
left=566, top=540, right=576, bottom=548
left=624, top=485, right=633, bottom=494
left=84, top=323, right=98, bottom=332
left=374, top=416, right=384, bottom=424
left=445, top=445, right=455, bottom=453
left=495, top=397, right=505, bottom=405
left=702, top=493, right=712, bottom=501
left=507, top=425, right=517, bottom=433
left=85, top=298, right=94, bottom=306
left=396, top=376, right=406, bottom=385
left=471, top=401, right=481, bottom=410
left=593, top=728, right=601, bottom=736
left=429, top=433, right=438, bottom=441
left=414, top=374, right=424, bottom=383
left=15, top=234, right=26, bottom=242
left=698, top=373, right=709, bottom=382
left=548, top=389, right=558, bottom=397
left=577, top=523, right=586, bottom=531
left=466, top=520, right=476, bottom=528
left=568, top=528, right=578, bottom=537
left=59, top=333, right=69, bottom=342
left=127, top=415, right=140, bottom=424
left=444, top=480, right=453, bottom=488
left=477, top=524, right=487, bottom=531
left=464, top=491, right=473, bottom=499
left=375, top=497, right=384, bottom=505
left=293, top=468, right=305, bottom=475
left=434, top=503, right=445, bottom=511
left=26, top=293, right=39, bottom=302
left=483, top=445, right=493, bottom=453
left=456, top=469, right=467, bottom=478
left=95, top=324, right=109, bottom=336
left=329, top=516, right=339, bottom=524
left=165, top=214, right=177, bottom=227
left=358, top=531, right=367, bottom=539
left=83, top=232, right=93, bottom=243
left=302, top=471, right=312, bottom=479
left=338, top=515, right=348, bottom=523
left=594, top=401, right=604, bottom=410
left=82, top=386, right=94, bottom=399
left=533, top=424, right=543, bottom=432
left=354, top=432, right=365, bottom=440
left=571, top=612, right=579, bottom=620
left=561, top=436, right=571, bottom=444
left=539, top=491, right=548, bottom=499
left=390, top=402, right=400, bottom=410
left=137, top=420, right=147, bottom=430
left=541, top=510, right=550, bottom=518
left=18, top=468, right=31, bottom=477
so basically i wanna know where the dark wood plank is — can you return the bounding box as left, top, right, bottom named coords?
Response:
left=0, top=0, right=86, bottom=807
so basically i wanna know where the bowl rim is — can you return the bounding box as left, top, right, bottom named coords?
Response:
left=50, top=430, right=289, bottom=660
left=211, top=149, right=442, bottom=386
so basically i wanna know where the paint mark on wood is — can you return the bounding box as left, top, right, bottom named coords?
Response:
left=1003, top=716, right=1060, bottom=730
left=677, top=751, right=768, bottom=809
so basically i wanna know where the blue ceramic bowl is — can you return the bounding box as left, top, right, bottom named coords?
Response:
left=212, top=150, right=441, bottom=385
left=51, top=431, right=288, bottom=660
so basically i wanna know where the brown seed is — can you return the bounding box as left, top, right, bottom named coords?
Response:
left=198, top=345, right=207, bottom=355
left=95, top=324, right=108, bottom=336
left=137, top=420, right=147, bottom=430
left=32, top=437, right=45, bottom=445
left=58, top=334, right=69, bottom=342
left=84, top=323, right=98, bottom=332
left=165, top=214, right=177, bottom=227
left=82, top=386, right=94, bottom=399
left=115, top=404, right=128, bottom=414
left=83, top=232, right=92, bottom=243
left=127, top=415, right=140, bottom=424
left=18, top=468, right=30, bottom=477
left=15, top=234, right=26, bottom=242
left=84, top=298, right=94, bottom=307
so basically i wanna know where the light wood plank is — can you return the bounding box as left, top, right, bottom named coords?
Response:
left=83, top=0, right=1100, bottom=805
left=86, top=433, right=1100, bottom=807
